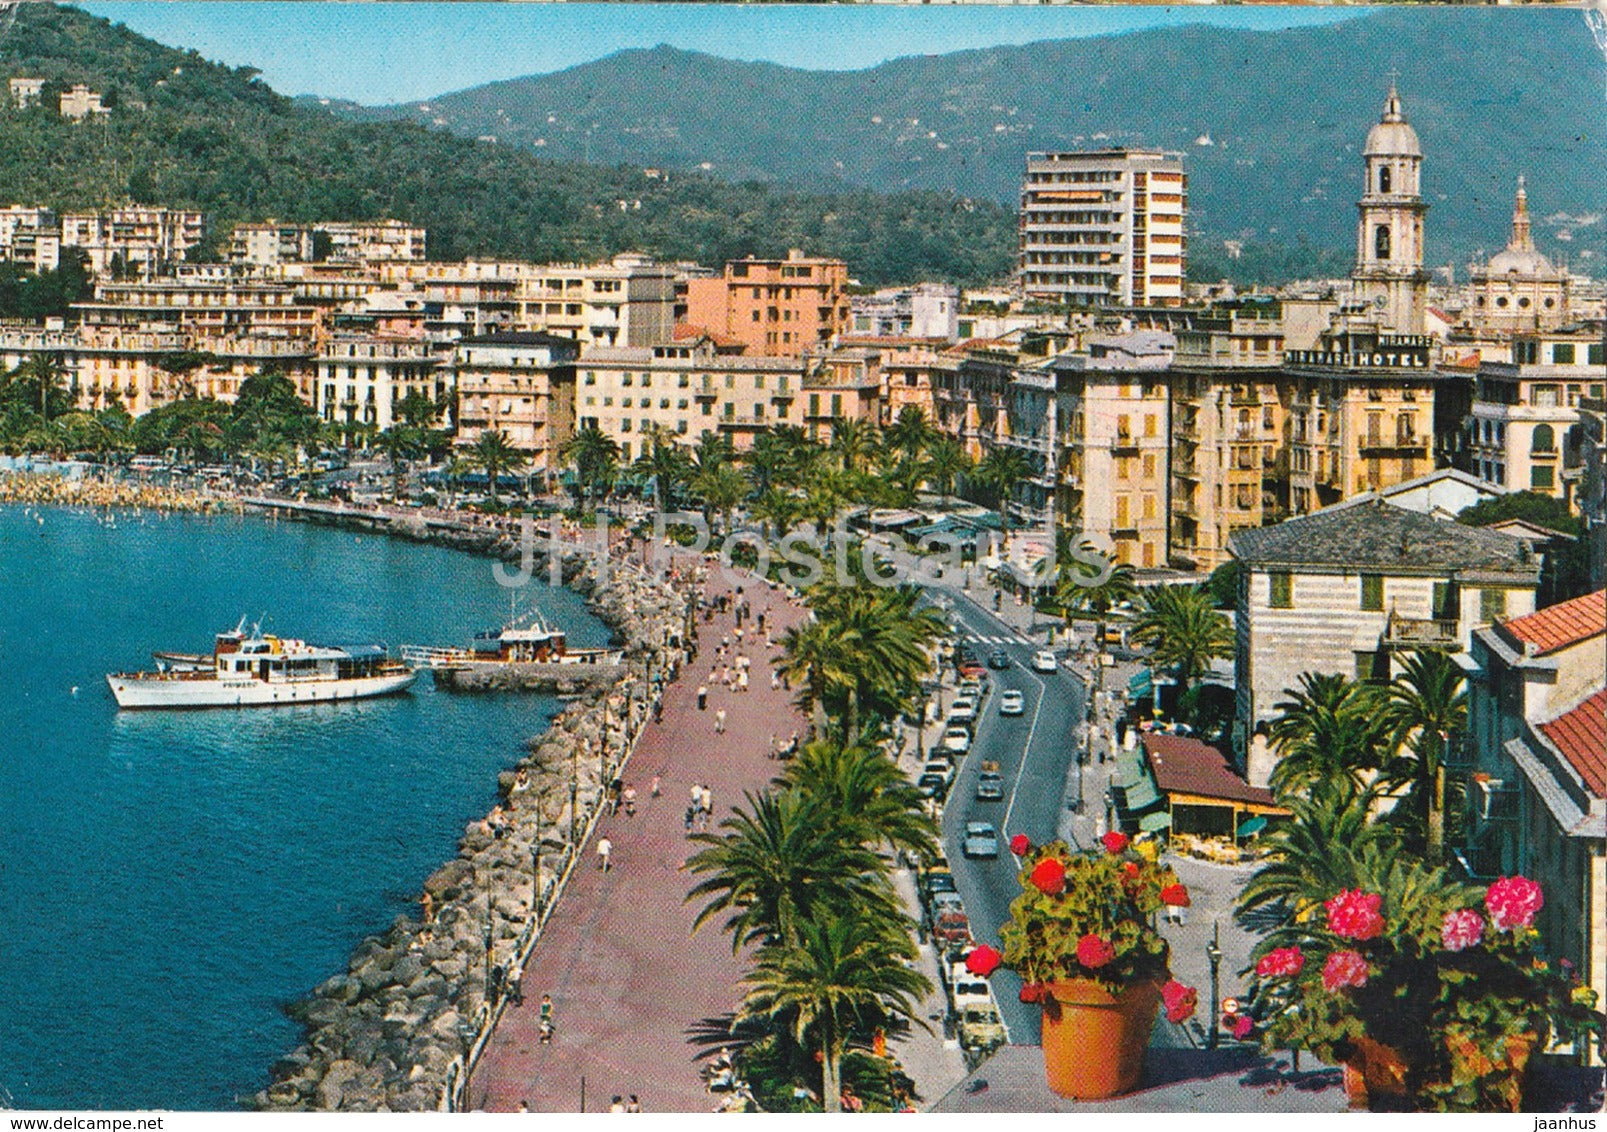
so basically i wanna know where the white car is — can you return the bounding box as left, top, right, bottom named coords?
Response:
left=949, top=962, right=995, bottom=1012
left=942, top=727, right=972, bottom=754
left=923, top=758, right=955, bottom=783
left=957, top=679, right=985, bottom=700
left=999, top=689, right=1025, bottom=716
left=1031, top=650, right=1059, bottom=674
left=949, top=697, right=978, bottom=722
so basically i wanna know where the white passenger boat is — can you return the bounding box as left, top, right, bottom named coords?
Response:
left=107, top=626, right=417, bottom=709
left=399, top=608, right=621, bottom=671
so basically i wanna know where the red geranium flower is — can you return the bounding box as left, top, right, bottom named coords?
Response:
left=1121, top=861, right=1141, bottom=880
left=1485, top=876, right=1543, bottom=933
left=1254, top=947, right=1305, bottom=978
left=1029, top=857, right=1067, bottom=896
left=1100, top=831, right=1130, bottom=854
left=964, top=945, right=1002, bottom=977
left=1008, top=833, right=1032, bottom=857
left=1019, top=983, right=1047, bottom=1004
left=1162, top=979, right=1197, bottom=1023
left=1160, top=883, right=1190, bottom=907
left=1321, top=950, right=1370, bottom=992
left=1076, top=934, right=1116, bottom=969
left=1324, top=889, right=1385, bottom=941
left=1227, top=1014, right=1254, bottom=1040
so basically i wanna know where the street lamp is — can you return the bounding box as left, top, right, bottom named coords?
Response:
left=1206, top=923, right=1223, bottom=1050
left=531, top=797, right=544, bottom=918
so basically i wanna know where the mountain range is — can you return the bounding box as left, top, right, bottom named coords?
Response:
left=323, top=7, right=1607, bottom=273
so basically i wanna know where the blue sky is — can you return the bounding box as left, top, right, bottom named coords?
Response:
left=77, top=2, right=1368, bottom=105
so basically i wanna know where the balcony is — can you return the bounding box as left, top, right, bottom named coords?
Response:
left=1383, top=615, right=1460, bottom=649
left=1360, top=438, right=1429, bottom=457
left=1173, top=453, right=1197, bottom=477
left=1109, top=434, right=1139, bottom=455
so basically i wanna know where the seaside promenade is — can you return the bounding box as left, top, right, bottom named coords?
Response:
left=471, top=564, right=808, bottom=1113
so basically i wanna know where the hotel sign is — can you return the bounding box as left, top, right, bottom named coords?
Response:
left=1284, top=346, right=1431, bottom=369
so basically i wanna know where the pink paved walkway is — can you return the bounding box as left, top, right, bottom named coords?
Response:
left=473, top=567, right=807, bottom=1113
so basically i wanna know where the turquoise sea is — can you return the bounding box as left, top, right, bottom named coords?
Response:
left=0, top=506, right=606, bottom=1110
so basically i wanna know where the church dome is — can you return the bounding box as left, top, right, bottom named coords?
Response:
left=1363, top=84, right=1422, bottom=159
left=1483, top=177, right=1555, bottom=278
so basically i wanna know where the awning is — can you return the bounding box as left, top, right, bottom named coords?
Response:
left=1139, top=811, right=1173, bottom=834
left=1128, top=668, right=1154, bottom=699
left=1112, top=752, right=1144, bottom=789
left=1237, top=815, right=1269, bottom=838
left=1122, top=776, right=1163, bottom=812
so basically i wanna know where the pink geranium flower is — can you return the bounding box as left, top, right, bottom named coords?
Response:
left=1160, top=883, right=1190, bottom=907
left=1440, top=908, right=1485, bottom=952
left=1162, top=979, right=1198, bottom=1023
left=1485, top=876, right=1544, bottom=932
left=1228, top=1013, right=1254, bottom=1040
left=1076, top=934, right=1116, bottom=969
left=1321, top=950, right=1370, bottom=992
left=1255, top=946, right=1305, bottom=978
left=1324, top=889, right=1385, bottom=941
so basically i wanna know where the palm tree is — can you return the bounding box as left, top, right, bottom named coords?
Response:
left=373, top=425, right=421, bottom=499
left=1267, top=672, right=1393, bottom=800
left=882, top=406, right=935, bottom=466
left=691, top=461, right=752, bottom=535
left=752, top=488, right=804, bottom=541
left=738, top=911, right=930, bottom=1113
left=471, top=429, right=526, bottom=508
left=17, top=354, right=71, bottom=424
left=560, top=424, right=620, bottom=511
left=829, top=417, right=879, bottom=475
left=922, top=436, right=971, bottom=509
left=692, top=430, right=735, bottom=475
left=686, top=789, right=894, bottom=951
left=1055, top=540, right=1137, bottom=657
left=633, top=424, right=689, bottom=513
left=1382, top=650, right=1468, bottom=861
left=778, top=740, right=938, bottom=861
left=805, top=587, right=945, bottom=741
left=1130, top=584, right=1234, bottom=691
left=779, top=618, right=855, bottom=736
left=973, top=446, right=1032, bottom=548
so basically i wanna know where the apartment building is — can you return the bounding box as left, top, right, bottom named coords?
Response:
left=1019, top=149, right=1187, bottom=309
left=682, top=250, right=851, bottom=357
left=933, top=338, right=1021, bottom=465
left=8, top=77, right=44, bottom=109
left=575, top=338, right=806, bottom=459
left=59, top=208, right=205, bottom=277
left=0, top=326, right=315, bottom=416
left=1462, top=592, right=1605, bottom=1037
left=1468, top=330, right=1606, bottom=503
left=849, top=284, right=959, bottom=340
left=0, top=205, right=60, bottom=272
left=833, top=336, right=953, bottom=426
left=321, top=221, right=427, bottom=264
left=73, top=278, right=321, bottom=344
left=228, top=222, right=317, bottom=267
left=58, top=84, right=107, bottom=122
left=802, top=347, right=887, bottom=444
left=1229, top=501, right=1540, bottom=786
left=1011, top=330, right=1175, bottom=567
left=316, top=334, right=448, bottom=432
left=453, top=332, right=578, bottom=470
left=513, top=254, right=680, bottom=348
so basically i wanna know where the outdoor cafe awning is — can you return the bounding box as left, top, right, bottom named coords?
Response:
left=1139, top=811, right=1173, bottom=834
left=1121, top=775, right=1164, bottom=813
left=1112, top=752, right=1144, bottom=790
left=1128, top=668, right=1155, bottom=699
left=1140, top=732, right=1289, bottom=818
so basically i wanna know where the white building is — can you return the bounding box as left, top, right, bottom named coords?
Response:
left=1019, top=148, right=1187, bottom=309
left=58, top=84, right=108, bottom=122
left=453, top=331, right=578, bottom=469
left=316, top=335, right=449, bottom=433
left=513, top=254, right=680, bottom=349
left=59, top=208, right=205, bottom=277
left=8, top=77, right=44, bottom=109
left=0, top=205, right=60, bottom=271
left=850, top=283, right=959, bottom=340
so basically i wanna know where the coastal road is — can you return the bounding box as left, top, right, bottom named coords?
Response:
left=926, top=584, right=1087, bottom=1045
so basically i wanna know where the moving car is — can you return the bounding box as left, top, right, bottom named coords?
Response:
left=975, top=771, right=1005, bottom=801
left=948, top=697, right=978, bottom=722
left=962, top=821, right=1000, bottom=858
left=942, top=727, right=972, bottom=754
left=1031, top=650, right=1060, bottom=674
left=987, top=648, right=1010, bottom=670
left=999, top=689, right=1025, bottom=716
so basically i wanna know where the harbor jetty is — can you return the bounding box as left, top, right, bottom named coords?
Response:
left=247, top=515, right=694, bottom=1113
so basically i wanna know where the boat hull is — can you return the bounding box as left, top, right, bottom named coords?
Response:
left=106, top=669, right=418, bottom=710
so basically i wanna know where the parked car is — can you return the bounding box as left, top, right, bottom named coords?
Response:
left=921, top=869, right=957, bottom=903
left=948, top=962, right=995, bottom=1012
left=925, top=892, right=971, bottom=949
left=917, top=772, right=949, bottom=799
left=958, top=1005, right=1007, bottom=1055
left=962, top=821, right=1000, bottom=858
left=949, top=697, right=978, bottom=722
left=987, top=648, right=1010, bottom=670
left=957, top=678, right=986, bottom=700
left=1031, top=650, right=1059, bottom=673
left=942, top=727, right=972, bottom=754
left=999, top=689, right=1025, bottom=716
left=922, top=758, right=955, bottom=783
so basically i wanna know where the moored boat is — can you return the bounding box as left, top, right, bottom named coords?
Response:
left=400, top=608, right=621, bottom=672
left=108, top=626, right=417, bottom=709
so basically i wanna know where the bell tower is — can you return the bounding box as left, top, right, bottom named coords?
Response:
left=1351, top=82, right=1429, bottom=336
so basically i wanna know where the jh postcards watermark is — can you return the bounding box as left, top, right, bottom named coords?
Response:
left=491, top=509, right=1120, bottom=594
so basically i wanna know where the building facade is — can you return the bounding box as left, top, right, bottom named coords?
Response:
left=58, top=208, right=206, bottom=277
left=1229, top=501, right=1540, bottom=786
left=316, top=335, right=448, bottom=433
left=682, top=250, right=850, bottom=357
left=1019, top=148, right=1187, bottom=309
left=1468, top=330, right=1605, bottom=503
left=452, top=332, right=578, bottom=470
left=513, top=254, right=680, bottom=349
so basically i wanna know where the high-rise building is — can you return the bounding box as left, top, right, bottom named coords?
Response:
left=1018, top=149, right=1187, bottom=309
left=1351, top=84, right=1429, bottom=337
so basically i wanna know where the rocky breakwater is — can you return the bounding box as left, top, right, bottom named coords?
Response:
left=248, top=553, right=692, bottom=1112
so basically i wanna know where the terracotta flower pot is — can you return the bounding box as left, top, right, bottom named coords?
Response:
left=1344, top=1030, right=1538, bottom=1112
left=1342, top=1035, right=1410, bottom=1110
left=1039, top=978, right=1165, bottom=1100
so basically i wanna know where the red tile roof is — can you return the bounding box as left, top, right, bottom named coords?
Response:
left=1140, top=733, right=1285, bottom=810
left=1498, top=590, right=1606, bottom=656
left=1540, top=688, right=1607, bottom=798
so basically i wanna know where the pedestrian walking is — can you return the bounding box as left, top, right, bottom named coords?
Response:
left=771, top=669, right=780, bottom=691
left=623, top=784, right=637, bottom=817
left=697, top=685, right=708, bottom=711
left=650, top=774, right=662, bottom=798
left=684, top=805, right=696, bottom=835
left=539, top=994, right=555, bottom=1043
left=609, top=1096, right=626, bottom=1113
left=626, top=1095, right=642, bottom=1113
left=715, top=708, right=727, bottom=734
left=737, top=670, right=748, bottom=694
left=700, top=784, right=713, bottom=814
left=506, top=962, right=524, bottom=1006
left=597, top=836, right=613, bottom=872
